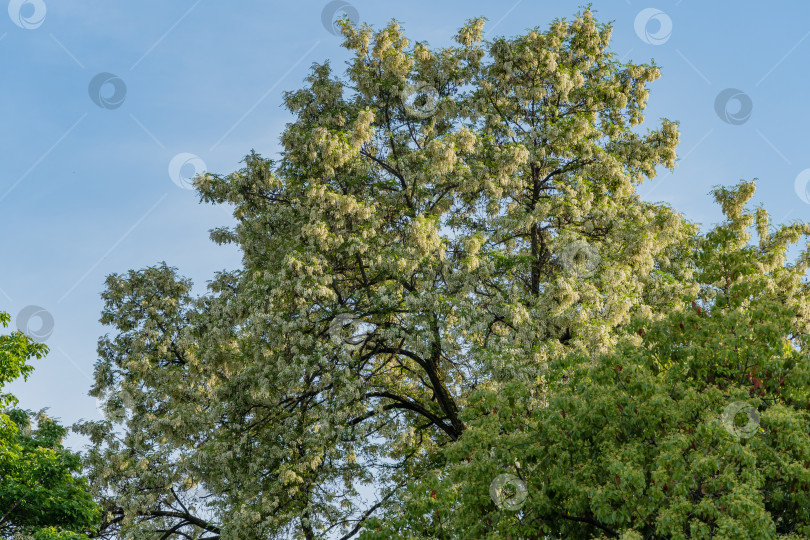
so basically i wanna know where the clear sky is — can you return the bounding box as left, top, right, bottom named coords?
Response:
left=3, top=0, right=809, bottom=450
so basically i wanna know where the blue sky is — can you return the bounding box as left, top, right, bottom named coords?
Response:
left=3, top=0, right=810, bottom=450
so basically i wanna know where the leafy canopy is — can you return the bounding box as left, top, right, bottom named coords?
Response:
left=365, top=181, right=810, bottom=539
left=70, top=7, right=749, bottom=539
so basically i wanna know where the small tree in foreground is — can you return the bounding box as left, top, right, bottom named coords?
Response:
left=366, top=181, right=810, bottom=538
left=0, top=311, right=100, bottom=539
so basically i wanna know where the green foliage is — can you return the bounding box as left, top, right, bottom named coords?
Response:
left=369, top=182, right=810, bottom=538
left=0, top=311, right=43, bottom=410
left=72, top=7, right=810, bottom=539
left=0, top=312, right=100, bottom=539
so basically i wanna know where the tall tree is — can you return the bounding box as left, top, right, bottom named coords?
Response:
left=0, top=310, right=100, bottom=539
left=76, top=9, right=697, bottom=538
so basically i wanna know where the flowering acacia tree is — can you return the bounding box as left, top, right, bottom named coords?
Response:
left=367, top=182, right=810, bottom=538
left=0, top=311, right=100, bottom=539
left=76, top=9, right=699, bottom=538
